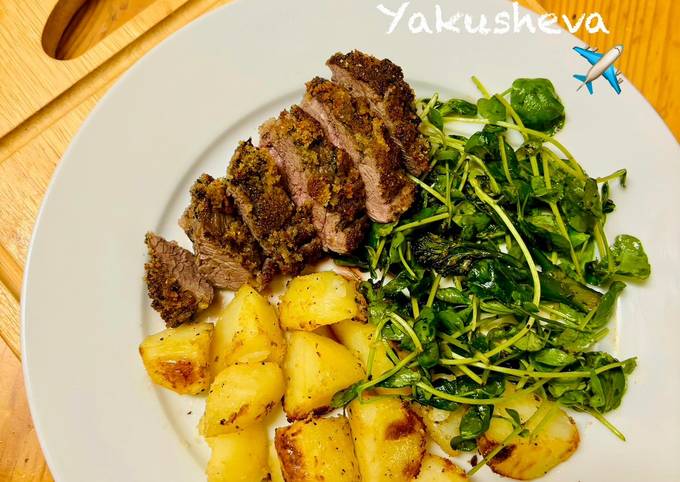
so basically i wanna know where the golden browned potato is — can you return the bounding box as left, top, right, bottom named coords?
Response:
left=279, top=272, right=364, bottom=331
left=283, top=331, right=365, bottom=420
left=200, top=362, right=285, bottom=437
left=413, top=453, right=468, bottom=481
left=478, top=388, right=580, bottom=480
left=210, top=285, right=284, bottom=377
left=268, top=439, right=285, bottom=482
left=205, top=424, right=269, bottom=482
left=331, top=319, right=394, bottom=378
left=312, top=324, right=336, bottom=339
left=411, top=404, right=465, bottom=457
left=139, top=322, right=213, bottom=395
left=275, top=416, right=361, bottom=482
left=347, top=396, right=426, bottom=481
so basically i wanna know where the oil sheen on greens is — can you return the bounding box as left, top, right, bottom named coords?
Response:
left=331, top=77, right=648, bottom=459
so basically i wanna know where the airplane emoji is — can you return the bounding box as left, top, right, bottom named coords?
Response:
left=573, top=44, right=624, bottom=95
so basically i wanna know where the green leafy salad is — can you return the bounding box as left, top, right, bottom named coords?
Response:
left=331, top=76, right=650, bottom=473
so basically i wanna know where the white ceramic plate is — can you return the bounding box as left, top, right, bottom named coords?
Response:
left=22, top=0, right=680, bottom=480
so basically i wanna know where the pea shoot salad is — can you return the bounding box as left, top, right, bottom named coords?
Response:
left=331, top=76, right=650, bottom=473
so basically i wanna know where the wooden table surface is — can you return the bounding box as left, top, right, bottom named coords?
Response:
left=0, top=0, right=678, bottom=480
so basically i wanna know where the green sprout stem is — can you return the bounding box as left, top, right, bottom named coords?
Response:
left=469, top=154, right=501, bottom=193
left=458, top=159, right=470, bottom=191
left=426, top=274, right=442, bottom=308
left=458, top=364, right=483, bottom=385
left=440, top=335, right=470, bottom=352
left=498, top=135, right=515, bottom=186
left=471, top=76, right=491, bottom=98
left=529, top=154, right=540, bottom=176
left=494, top=93, right=529, bottom=142
left=578, top=305, right=598, bottom=330
left=395, top=212, right=449, bottom=233
left=359, top=352, right=418, bottom=394
left=584, top=407, right=626, bottom=441
left=540, top=304, right=579, bottom=323
left=371, top=238, right=386, bottom=270
left=407, top=174, right=448, bottom=205
left=469, top=295, right=479, bottom=340
left=419, top=93, right=439, bottom=120
left=529, top=403, right=559, bottom=442
left=541, top=147, right=582, bottom=179
left=594, top=222, right=614, bottom=272
left=596, top=169, right=627, bottom=184
left=389, top=313, right=423, bottom=353
left=411, top=297, right=420, bottom=319
left=399, top=245, right=417, bottom=279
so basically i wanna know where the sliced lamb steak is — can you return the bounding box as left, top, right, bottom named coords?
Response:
left=144, top=232, right=214, bottom=327
left=301, top=77, right=414, bottom=223
left=259, top=106, right=368, bottom=254
left=179, top=174, right=275, bottom=290
left=327, top=50, right=430, bottom=176
left=226, top=140, right=322, bottom=274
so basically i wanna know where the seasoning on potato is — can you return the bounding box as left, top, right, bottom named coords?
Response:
left=279, top=272, right=364, bottom=331
left=139, top=322, right=214, bottom=395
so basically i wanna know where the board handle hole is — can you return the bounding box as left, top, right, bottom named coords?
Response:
left=42, top=0, right=157, bottom=60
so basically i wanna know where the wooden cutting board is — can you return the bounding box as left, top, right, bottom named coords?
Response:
left=0, top=0, right=677, bottom=480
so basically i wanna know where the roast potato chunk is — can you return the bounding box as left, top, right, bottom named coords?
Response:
left=331, top=319, right=394, bottom=378
left=312, top=324, right=336, bottom=339
left=413, top=453, right=468, bottom=481
left=206, top=424, right=269, bottom=482
left=200, top=362, right=285, bottom=437
left=275, top=416, right=361, bottom=482
left=412, top=405, right=465, bottom=457
left=210, top=284, right=284, bottom=376
left=283, top=331, right=364, bottom=420
left=478, top=388, right=580, bottom=480
left=268, top=439, right=285, bottom=482
left=139, top=322, right=213, bottom=395
left=279, top=272, right=363, bottom=330
left=348, top=396, right=426, bottom=481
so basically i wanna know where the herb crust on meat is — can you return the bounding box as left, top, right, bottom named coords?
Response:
left=327, top=50, right=430, bottom=176
left=180, top=174, right=275, bottom=290
left=260, top=106, right=368, bottom=254
left=227, top=140, right=322, bottom=275
left=302, top=77, right=414, bottom=223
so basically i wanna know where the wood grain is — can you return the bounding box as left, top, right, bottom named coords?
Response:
left=0, top=281, right=20, bottom=358
left=0, top=244, right=22, bottom=302
left=0, top=0, right=677, bottom=480
left=0, top=0, right=190, bottom=139
left=0, top=339, right=52, bottom=482
left=55, top=0, right=159, bottom=59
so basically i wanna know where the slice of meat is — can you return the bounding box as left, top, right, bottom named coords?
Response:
left=179, top=174, right=275, bottom=290
left=327, top=50, right=430, bottom=176
left=144, top=232, right=214, bottom=327
left=226, top=140, right=322, bottom=274
left=301, top=77, right=415, bottom=223
left=260, top=106, right=369, bottom=254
